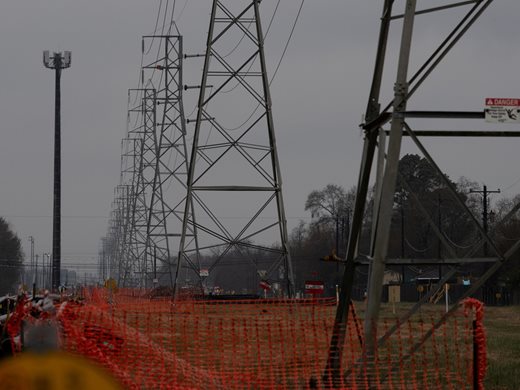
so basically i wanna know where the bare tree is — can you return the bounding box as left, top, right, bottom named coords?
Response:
left=305, top=184, right=355, bottom=230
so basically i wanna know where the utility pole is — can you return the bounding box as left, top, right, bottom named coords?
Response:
left=28, top=236, right=34, bottom=286
left=153, top=245, right=157, bottom=285
left=43, top=50, right=71, bottom=291
left=437, top=193, right=442, bottom=279
left=336, top=214, right=343, bottom=255
left=469, top=184, right=500, bottom=256
left=45, top=253, right=50, bottom=290
left=42, top=253, right=48, bottom=290
left=34, top=254, right=39, bottom=296
left=400, top=197, right=405, bottom=282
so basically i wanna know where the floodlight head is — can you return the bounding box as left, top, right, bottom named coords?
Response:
left=43, top=50, right=71, bottom=69
left=43, top=50, right=51, bottom=68
left=63, top=51, right=71, bottom=68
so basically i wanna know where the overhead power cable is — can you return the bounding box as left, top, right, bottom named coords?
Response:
left=221, top=0, right=306, bottom=132
left=502, top=174, right=520, bottom=193
left=220, top=0, right=282, bottom=94
left=404, top=237, right=431, bottom=253
left=269, top=0, right=305, bottom=84
left=144, top=0, right=164, bottom=55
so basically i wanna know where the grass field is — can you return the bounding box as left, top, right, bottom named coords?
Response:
left=366, top=302, right=520, bottom=390
left=483, top=305, right=520, bottom=390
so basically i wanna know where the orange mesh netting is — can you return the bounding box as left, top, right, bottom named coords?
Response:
left=6, top=289, right=486, bottom=389
left=463, top=298, right=487, bottom=390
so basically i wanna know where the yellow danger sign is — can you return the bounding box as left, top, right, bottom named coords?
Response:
left=0, top=351, right=122, bottom=389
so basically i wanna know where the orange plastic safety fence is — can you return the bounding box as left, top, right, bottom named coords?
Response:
left=7, top=290, right=486, bottom=389
left=463, top=298, right=487, bottom=390
left=52, top=290, right=486, bottom=389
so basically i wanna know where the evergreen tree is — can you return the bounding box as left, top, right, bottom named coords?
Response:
left=0, top=218, right=24, bottom=294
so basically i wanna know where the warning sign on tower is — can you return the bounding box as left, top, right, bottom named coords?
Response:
left=485, top=98, right=520, bottom=123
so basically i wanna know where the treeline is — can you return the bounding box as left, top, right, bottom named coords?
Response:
left=289, top=154, right=520, bottom=295
left=0, top=218, right=24, bottom=294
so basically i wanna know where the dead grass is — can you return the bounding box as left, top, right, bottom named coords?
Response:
left=373, top=302, right=520, bottom=390
left=482, top=305, right=520, bottom=390
left=308, top=301, right=520, bottom=389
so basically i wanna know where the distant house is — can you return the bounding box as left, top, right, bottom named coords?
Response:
left=414, top=269, right=440, bottom=284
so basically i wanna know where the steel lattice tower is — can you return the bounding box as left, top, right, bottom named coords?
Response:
left=126, top=88, right=158, bottom=286
left=114, top=184, right=134, bottom=286
left=325, top=0, right=520, bottom=385
left=176, top=0, right=295, bottom=297
left=108, top=89, right=158, bottom=287
left=106, top=196, right=123, bottom=284
left=101, top=89, right=157, bottom=287
left=141, top=35, right=199, bottom=288
left=119, top=138, right=143, bottom=285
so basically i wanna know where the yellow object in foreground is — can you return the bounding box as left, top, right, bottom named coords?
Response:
left=0, top=351, right=121, bottom=389
left=104, top=277, right=118, bottom=292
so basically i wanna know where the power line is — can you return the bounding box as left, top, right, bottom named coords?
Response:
left=176, top=0, right=189, bottom=21
left=220, top=0, right=306, bottom=132
left=219, top=0, right=281, bottom=95
left=502, top=174, right=520, bottom=193
left=144, top=0, right=164, bottom=55
left=269, top=0, right=305, bottom=84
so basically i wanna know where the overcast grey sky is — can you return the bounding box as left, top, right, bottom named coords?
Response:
left=1, top=0, right=519, bottom=275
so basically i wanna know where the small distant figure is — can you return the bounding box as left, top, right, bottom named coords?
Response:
left=38, top=290, right=56, bottom=316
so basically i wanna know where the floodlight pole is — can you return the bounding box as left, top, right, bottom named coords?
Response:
left=28, top=236, right=34, bottom=296
left=43, top=50, right=71, bottom=291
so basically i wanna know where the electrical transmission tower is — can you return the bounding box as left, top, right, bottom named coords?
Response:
left=124, top=88, right=158, bottom=287
left=176, top=0, right=295, bottom=297
left=140, top=34, right=199, bottom=288
left=115, top=184, right=133, bottom=285
left=105, top=198, right=122, bottom=284
left=107, top=88, right=157, bottom=287
left=326, top=0, right=520, bottom=385
left=103, top=33, right=195, bottom=289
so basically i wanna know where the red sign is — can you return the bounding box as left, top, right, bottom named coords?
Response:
left=260, top=280, right=271, bottom=291
left=486, top=98, right=520, bottom=106
left=305, top=280, right=324, bottom=295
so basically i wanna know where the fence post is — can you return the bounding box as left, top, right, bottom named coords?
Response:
left=473, top=320, right=478, bottom=390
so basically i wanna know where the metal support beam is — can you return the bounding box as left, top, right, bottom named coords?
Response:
left=324, top=0, right=395, bottom=386
left=364, top=0, right=417, bottom=360
left=387, top=130, right=520, bottom=137
left=390, top=1, right=479, bottom=20
left=357, top=257, right=499, bottom=265
left=396, top=110, right=484, bottom=119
